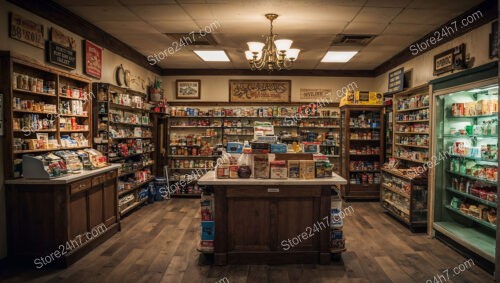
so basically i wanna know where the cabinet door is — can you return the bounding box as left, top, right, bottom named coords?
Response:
left=69, top=190, right=88, bottom=241
left=89, top=175, right=105, bottom=230
left=103, top=171, right=118, bottom=226
left=276, top=198, right=317, bottom=251
left=227, top=198, right=271, bottom=251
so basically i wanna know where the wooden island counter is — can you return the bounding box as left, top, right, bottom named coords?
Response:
left=198, top=171, right=347, bottom=265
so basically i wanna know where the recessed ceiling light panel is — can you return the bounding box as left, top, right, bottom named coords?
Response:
left=321, top=51, right=358, bottom=63
left=194, top=50, right=230, bottom=62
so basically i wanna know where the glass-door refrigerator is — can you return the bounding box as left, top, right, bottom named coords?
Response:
left=431, top=64, right=498, bottom=270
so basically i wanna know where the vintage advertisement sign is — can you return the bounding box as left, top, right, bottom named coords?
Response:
left=299, top=88, right=332, bottom=99
left=47, top=41, right=76, bottom=69
left=50, top=27, right=76, bottom=50
left=229, top=80, right=291, bottom=102
left=84, top=40, right=102, bottom=79
left=433, top=44, right=466, bottom=76
left=9, top=13, right=44, bottom=49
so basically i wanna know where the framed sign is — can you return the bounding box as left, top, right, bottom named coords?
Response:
left=299, top=88, right=332, bottom=99
left=176, top=80, right=201, bottom=99
left=50, top=27, right=76, bottom=51
left=433, top=44, right=466, bottom=76
left=229, top=80, right=291, bottom=102
left=9, top=13, right=44, bottom=49
left=489, top=21, right=498, bottom=59
left=387, top=67, right=404, bottom=94
left=83, top=40, right=102, bottom=79
left=47, top=41, right=76, bottom=69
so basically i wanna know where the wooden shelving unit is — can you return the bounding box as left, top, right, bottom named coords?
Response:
left=339, top=105, right=384, bottom=200
left=381, top=168, right=428, bottom=231
left=166, top=105, right=341, bottom=197
left=93, top=83, right=155, bottom=217
left=1, top=54, right=92, bottom=178
left=381, top=84, right=430, bottom=230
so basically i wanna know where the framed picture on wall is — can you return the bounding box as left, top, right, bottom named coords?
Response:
left=176, top=80, right=201, bottom=99
left=229, top=80, right=291, bottom=102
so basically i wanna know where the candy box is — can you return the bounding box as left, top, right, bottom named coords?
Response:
left=288, top=160, right=300, bottom=178
left=271, top=143, right=287, bottom=153
left=299, top=160, right=315, bottom=179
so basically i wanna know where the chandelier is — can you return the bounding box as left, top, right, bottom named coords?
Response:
left=245, top=13, right=300, bottom=71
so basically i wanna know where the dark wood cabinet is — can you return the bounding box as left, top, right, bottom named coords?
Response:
left=6, top=167, right=120, bottom=267
left=215, top=185, right=330, bottom=265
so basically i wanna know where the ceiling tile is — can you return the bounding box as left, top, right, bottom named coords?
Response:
left=127, top=5, right=192, bottom=21
left=352, top=7, right=403, bottom=24
left=64, top=6, right=141, bottom=21
left=147, top=20, right=200, bottom=33
left=392, top=9, right=463, bottom=25
left=408, top=0, right=483, bottom=10
left=53, top=0, right=120, bottom=6
left=94, top=21, right=158, bottom=34
left=383, top=23, right=437, bottom=37
left=365, top=0, right=412, bottom=8
left=344, top=22, right=387, bottom=34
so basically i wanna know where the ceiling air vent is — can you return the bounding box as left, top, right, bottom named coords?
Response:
left=331, top=34, right=376, bottom=46
left=164, top=33, right=217, bottom=46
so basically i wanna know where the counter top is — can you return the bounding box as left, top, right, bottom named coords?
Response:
left=198, top=171, right=347, bottom=186
left=5, top=164, right=121, bottom=185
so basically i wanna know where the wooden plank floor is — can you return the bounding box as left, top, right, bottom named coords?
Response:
left=0, top=199, right=493, bottom=283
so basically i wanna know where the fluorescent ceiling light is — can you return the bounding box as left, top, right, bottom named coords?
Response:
left=321, top=51, right=358, bottom=63
left=194, top=50, right=230, bottom=62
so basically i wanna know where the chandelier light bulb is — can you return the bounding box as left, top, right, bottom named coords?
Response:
left=286, top=48, right=300, bottom=60
left=244, top=50, right=254, bottom=60
left=274, top=39, right=293, bottom=52
left=247, top=42, right=265, bottom=53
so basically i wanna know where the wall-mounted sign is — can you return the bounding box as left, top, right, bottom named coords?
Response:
left=489, top=21, right=498, bottom=59
left=299, top=88, right=332, bottom=99
left=83, top=40, right=102, bottom=79
left=47, top=41, right=76, bottom=69
left=50, top=27, right=76, bottom=51
left=229, top=80, right=291, bottom=103
left=433, top=44, right=466, bottom=76
left=387, top=67, right=404, bottom=94
left=9, top=13, right=44, bottom=49
left=176, top=80, right=201, bottom=99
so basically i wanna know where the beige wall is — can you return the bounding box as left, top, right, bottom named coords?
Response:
left=163, top=76, right=374, bottom=103
left=373, top=21, right=497, bottom=91
left=0, top=1, right=159, bottom=260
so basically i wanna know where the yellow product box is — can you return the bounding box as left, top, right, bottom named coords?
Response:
left=340, top=91, right=383, bottom=106
left=465, top=102, right=476, bottom=116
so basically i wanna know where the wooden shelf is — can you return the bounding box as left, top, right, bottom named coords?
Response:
left=394, top=143, right=429, bottom=149
left=59, top=95, right=89, bottom=101
left=110, top=103, right=148, bottom=112
left=395, top=119, right=429, bottom=123
left=118, top=177, right=155, bottom=197
left=396, top=106, right=429, bottom=113
left=382, top=183, right=410, bottom=199
left=13, top=88, right=57, bottom=97
left=395, top=132, right=429, bottom=135
left=393, top=156, right=428, bottom=164
left=168, top=155, right=217, bottom=159
left=110, top=136, right=152, bottom=140
left=170, top=193, right=202, bottom=198
left=110, top=121, right=153, bottom=127
left=119, top=198, right=148, bottom=216
left=59, top=113, right=88, bottom=118
left=13, top=129, right=57, bottom=133
left=13, top=146, right=89, bottom=154
left=60, top=129, right=89, bottom=133
left=13, top=109, right=57, bottom=115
